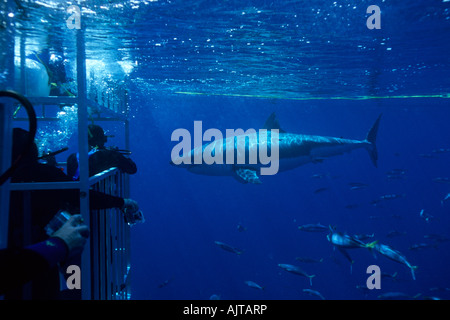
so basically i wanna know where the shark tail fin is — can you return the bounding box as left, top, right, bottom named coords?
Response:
left=365, top=114, right=382, bottom=168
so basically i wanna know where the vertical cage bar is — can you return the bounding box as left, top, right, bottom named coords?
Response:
left=0, top=3, right=15, bottom=247
left=0, top=100, right=13, bottom=249
left=76, top=25, right=92, bottom=300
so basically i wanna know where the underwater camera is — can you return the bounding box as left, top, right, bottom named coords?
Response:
left=124, top=209, right=145, bottom=226
left=44, top=210, right=72, bottom=236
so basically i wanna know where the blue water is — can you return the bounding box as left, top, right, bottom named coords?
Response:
left=2, top=0, right=450, bottom=300
left=127, top=95, right=450, bottom=300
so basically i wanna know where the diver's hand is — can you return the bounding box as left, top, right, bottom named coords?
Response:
left=121, top=199, right=145, bottom=226
left=52, top=215, right=89, bottom=256
left=122, top=198, right=139, bottom=214
left=125, top=210, right=145, bottom=226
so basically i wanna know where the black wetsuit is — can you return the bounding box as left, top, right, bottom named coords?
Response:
left=67, top=148, right=137, bottom=180
left=0, top=238, right=68, bottom=296
left=5, top=162, right=125, bottom=300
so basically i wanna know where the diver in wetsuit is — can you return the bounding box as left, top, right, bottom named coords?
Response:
left=0, top=215, right=88, bottom=296
left=67, top=124, right=137, bottom=180
left=5, top=128, right=140, bottom=299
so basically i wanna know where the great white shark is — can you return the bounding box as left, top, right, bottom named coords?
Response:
left=170, top=113, right=382, bottom=184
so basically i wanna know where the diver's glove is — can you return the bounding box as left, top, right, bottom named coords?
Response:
left=121, top=198, right=145, bottom=226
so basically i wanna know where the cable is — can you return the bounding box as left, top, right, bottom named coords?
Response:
left=0, top=90, right=37, bottom=185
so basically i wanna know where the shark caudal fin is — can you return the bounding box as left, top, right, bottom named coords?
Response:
left=365, top=114, right=382, bottom=168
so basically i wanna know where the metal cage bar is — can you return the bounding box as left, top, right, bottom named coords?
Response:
left=0, top=0, right=16, bottom=251
left=90, top=168, right=130, bottom=300
left=1, top=6, right=131, bottom=299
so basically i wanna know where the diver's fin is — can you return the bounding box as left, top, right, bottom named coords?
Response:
left=365, top=113, right=382, bottom=168
left=233, top=167, right=262, bottom=184
left=263, top=112, right=286, bottom=133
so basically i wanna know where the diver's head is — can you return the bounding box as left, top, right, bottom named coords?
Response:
left=12, top=128, right=38, bottom=165
left=88, top=124, right=107, bottom=149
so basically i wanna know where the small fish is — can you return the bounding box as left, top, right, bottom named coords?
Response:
left=386, top=230, right=407, bottom=238
left=433, top=177, right=450, bottom=184
left=209, top=294, right=221, bottom=300
left=377, top=292, right=420, bottom=300
left=441, top=193, right=450, bottom=206
left=336, top=247, right=355, bottom=274
left=355, top=285, right=371, bottom=294
left=236, top=223, right=247, bottom=232
left=370, top=199, right=383, bottom=207
left=349, top=185, right=368, bottom=190
left=214, top=241, right=243, bottom=255
left=327, top=228, right=377, bottom=250
left=423, top=296, right=442, bottom=300
left=353, top=233, right=375, bottom=241
left=278, top=264, right=315, bottom=286
left=379, top=193, right=406, bottom=200
left=311, top=173, right=330, bottom=179
left=302, top=289, right=325, bottom=300
left=298, top=223, right=328, bottom=232
left=386, top=174, right=406, bottom=181
left=295, top=257, right=324, bottom=263
left=419, top=153, right=435, bottom=158
left=381, top=272, right=398, bottom=280
left=424, top=234, right=449, bottom=243
left=348, top=182, right=369, bottom=190
left=373, top=243, right=417, bottom=280
left=429, top=287, right=450, bottom=292
left=419, top=209, right=434, bottom=223
left=409, top=243, right=437, bottom=251
left=157, top=278, right=173, bottom=288
left=432, top=148, right=450, bottom=154
left=244, top=281, right=264, bottom=291
left=313, top=187, right=329, bottom=194
left=349, top=182, right=369, bottom=187
left=386, top=169, right=407, bottom=175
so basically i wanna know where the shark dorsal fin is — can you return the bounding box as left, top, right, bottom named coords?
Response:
left=263, top=112, right=286, bottom=133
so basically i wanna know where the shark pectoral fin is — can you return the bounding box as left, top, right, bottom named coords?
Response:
left=233, top=167, right=262, bottom=184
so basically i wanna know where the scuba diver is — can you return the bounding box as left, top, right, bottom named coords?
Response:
left=5, top=128, right=142, bottom=299
left=67, top=124, right=137, bottom=180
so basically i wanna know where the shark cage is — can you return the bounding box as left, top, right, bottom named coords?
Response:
left=0, top=1, right=133, bottom=300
